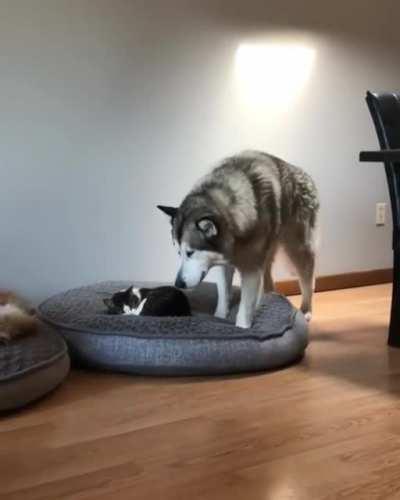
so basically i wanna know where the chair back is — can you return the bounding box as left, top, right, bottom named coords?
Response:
left=366, top=91, right=400, bottom=249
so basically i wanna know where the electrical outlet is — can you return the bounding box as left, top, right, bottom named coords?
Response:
left=376, top=202, right=386, bottom=226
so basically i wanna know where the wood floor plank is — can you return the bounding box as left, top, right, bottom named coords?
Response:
left=1, top=284, right=400, bottom=500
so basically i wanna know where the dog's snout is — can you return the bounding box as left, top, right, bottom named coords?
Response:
left=175, top=274, right=186, bottom=289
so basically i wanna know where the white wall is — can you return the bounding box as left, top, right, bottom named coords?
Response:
left=0, top=0, right=398, bottom=302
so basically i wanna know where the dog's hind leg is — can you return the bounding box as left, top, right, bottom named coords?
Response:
left=282, top=225, right=316, bottom=321
left=263, top=243, right=278, bottom=295
left=236, top=269, right=263, bottom=329
left=214, top=265, right=234, bottom=319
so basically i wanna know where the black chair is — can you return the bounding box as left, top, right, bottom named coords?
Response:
left=360, top=91, right=400, bottom=347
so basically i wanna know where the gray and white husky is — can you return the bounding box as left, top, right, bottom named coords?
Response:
left=158, top=150, right=319, bottom=329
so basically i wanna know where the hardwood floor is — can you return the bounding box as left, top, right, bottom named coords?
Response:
left=2, top=284, right=400, bottom=500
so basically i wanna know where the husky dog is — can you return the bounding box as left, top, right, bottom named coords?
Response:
left=158, top=151, right=319, bottom=329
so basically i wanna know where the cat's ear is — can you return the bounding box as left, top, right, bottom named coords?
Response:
left=157, top=205, right=178, bottom=221
left=196, top=218, right=218, bottom=239
left=126, top=286, right=134, bottom=295
left=103, top=298, right=113, bottom=309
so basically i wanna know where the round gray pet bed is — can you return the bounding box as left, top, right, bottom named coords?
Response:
left=0, top=325, right=70, bottom=411
left=38, top=281, right=308, bottom=376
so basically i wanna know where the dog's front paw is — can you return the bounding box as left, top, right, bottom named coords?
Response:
left=304, top=311, right=312, bottom=322
left=235, top=316, right=252, bottom=329
left=215, top=307, right=229, bottom=320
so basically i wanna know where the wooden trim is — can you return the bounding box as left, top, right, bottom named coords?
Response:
left=275, top=268, right=393, bottom=296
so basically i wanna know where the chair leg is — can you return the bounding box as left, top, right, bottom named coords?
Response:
left=388, top=249, right=400, bottom=347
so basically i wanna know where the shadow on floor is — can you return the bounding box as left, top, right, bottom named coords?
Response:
left=300, top=321, right=400, bottom=397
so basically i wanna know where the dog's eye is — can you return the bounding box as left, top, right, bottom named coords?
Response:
left=186, top=251, right=194, bottom=258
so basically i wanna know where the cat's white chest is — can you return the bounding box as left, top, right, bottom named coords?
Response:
left=123, top=298, right=147, bottom=316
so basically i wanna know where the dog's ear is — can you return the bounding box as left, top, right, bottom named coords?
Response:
left=196, top=218, right=218, bottom=238
left=157, top=205, right=178, bottom=221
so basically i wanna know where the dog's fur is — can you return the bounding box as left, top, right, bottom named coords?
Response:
left=158, top=150, right=319, bottom=328
left=0, top=291, right=38, bottom=342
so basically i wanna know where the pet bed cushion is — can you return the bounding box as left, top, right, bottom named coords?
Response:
left=38, top=281, right=308, bottom=376
left=0, top=325, right=70, bottom=411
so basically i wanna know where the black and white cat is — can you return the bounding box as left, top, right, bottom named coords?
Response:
left=103, top=286, right=191, bottom=317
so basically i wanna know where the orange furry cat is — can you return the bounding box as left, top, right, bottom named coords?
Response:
left=0, top=291, right=38, bottom=342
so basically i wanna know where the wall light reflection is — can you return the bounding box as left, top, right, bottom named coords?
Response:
left=234, top=42, right=316, bottom=110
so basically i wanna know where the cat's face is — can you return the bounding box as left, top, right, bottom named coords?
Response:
left=103, top=286, right=140, bottom=314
